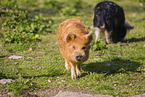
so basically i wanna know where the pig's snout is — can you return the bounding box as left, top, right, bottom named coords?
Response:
left=76, top=55, right=84, bottom=61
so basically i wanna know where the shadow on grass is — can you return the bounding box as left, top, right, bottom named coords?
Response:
left=124, top=37, right=145, bottom=43
left=0, top=73, right=10, bottom=79
left=0, top=73, right=64, bottom=80
left=82, top=58, right=142, bottom=77
left=22, top=73, right=64, bottom=79
left=0, top=55, right=7, bottom=59
left=0, top=71, right=64, bottom=79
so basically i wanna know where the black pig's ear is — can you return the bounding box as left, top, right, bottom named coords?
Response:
left=64, top=31, right=76, bottom=43
left=85, top=31, right=93, bottom=44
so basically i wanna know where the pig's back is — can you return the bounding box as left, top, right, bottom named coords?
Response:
left=57, top=19, right=88, bottom=41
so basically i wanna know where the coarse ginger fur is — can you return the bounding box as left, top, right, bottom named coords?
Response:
left=57, top=18, right=93, bottom=80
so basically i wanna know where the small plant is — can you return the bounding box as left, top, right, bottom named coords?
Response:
left=7, top=74, right=41, bottom=97
left=137, top=0, right=145, bottom=3
left=72, top=0, right=84, bottom=10
left=59, top=6, right=77, bottom=16
left=0, top=5, right=53, bottom=44
left=1, top=0, right=39, bottom=7
left=59, top=0, right=85, bottom=16
left=43, top=0, right=62, bottom=10
left=92, top=40, right=106, bottom=51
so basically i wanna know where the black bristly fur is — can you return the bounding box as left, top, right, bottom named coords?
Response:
left=93, top=1, right=127, bottom=43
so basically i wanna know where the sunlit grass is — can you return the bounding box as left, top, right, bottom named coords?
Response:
left=0, top=0, right=145, bottom=96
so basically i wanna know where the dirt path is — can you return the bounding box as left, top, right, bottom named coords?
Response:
left=1, top=86, right=145, bottom=97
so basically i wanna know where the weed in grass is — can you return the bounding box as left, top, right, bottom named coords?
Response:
left=59, top=0, right=86, bottom=16
left=43, top=0, right=62, bottom=10
left=59, top=6, right=77, bottom=16
left=91, top=40, right=106, bottom=51
left=0, top=5, right=53, bottom=44
left=7, top=73, right=42, bottom=97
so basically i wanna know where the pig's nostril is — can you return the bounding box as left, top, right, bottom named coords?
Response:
left=76, top=55, right=84, bottom=61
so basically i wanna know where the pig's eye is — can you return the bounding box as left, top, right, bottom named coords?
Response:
left=82, top=46, right=86, bottom=50
left=73, top=46, right=76, bottom=49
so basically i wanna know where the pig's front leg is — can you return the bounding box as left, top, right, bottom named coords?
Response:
left=65, top=59, right=70, bottom=70
left=68, top=62, right=77, bottom=80
left=76, top=64, right=81, bottom=76
left=71, top=66, right=76, bottom=80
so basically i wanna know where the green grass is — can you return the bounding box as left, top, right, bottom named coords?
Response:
left=0, top=0, right=145, bottom=96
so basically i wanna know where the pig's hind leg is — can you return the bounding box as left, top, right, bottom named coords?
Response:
left=105, top=30, right=111, bottom=44
left=95, top=27, right=101, bottom=41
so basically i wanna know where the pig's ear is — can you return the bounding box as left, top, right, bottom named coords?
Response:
left=85, top=31, right=93, bottom=43
left=64, top=31, right=76, bottom=43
